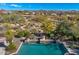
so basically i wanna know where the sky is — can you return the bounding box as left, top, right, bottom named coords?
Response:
left=0, top=3, right=79, bottom=10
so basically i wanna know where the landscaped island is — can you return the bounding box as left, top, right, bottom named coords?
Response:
left=0, top=10, right=79, bottom=55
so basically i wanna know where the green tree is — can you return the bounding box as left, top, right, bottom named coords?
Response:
left=42, top=21, right=56, bottom=33
left=53, top=20, right=73, bottom=41
left=5, top=29, right=14, bottom=43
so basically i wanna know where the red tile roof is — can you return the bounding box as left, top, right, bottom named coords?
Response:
left=0, top=10, right=7, bottom=14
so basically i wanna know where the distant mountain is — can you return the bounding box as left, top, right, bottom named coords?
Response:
left=0, top=10, right=79, bottom=15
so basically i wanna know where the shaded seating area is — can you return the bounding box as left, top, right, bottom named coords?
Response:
left=0, top=42, right=6, bottom=47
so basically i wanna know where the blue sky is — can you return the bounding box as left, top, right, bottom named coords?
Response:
left=0, top=3, right=79, bottom=10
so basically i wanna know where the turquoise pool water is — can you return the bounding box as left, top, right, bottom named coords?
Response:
left=17, top=43, right=67, bottom=55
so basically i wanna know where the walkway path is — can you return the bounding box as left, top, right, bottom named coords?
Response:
left=0, top=47, right=5, bottom=55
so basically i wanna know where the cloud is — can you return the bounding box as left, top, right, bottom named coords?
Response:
left=10, top=4, right=21, bottom=7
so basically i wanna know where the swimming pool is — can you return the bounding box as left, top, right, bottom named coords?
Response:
left=17, top=43, right=68, bottom=55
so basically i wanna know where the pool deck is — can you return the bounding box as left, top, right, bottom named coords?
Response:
left=63, top=42, right=77, bottom=55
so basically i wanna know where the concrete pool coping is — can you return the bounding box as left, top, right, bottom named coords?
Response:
left=17, top=42, right=68, bottom=55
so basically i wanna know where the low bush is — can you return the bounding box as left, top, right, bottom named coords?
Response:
left=6, top=43, right=16, bottom=51
left=69, top=44, right=79, bottom=49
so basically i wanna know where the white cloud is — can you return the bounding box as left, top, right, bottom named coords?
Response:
left=10, top=4, right=21, bottom=7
